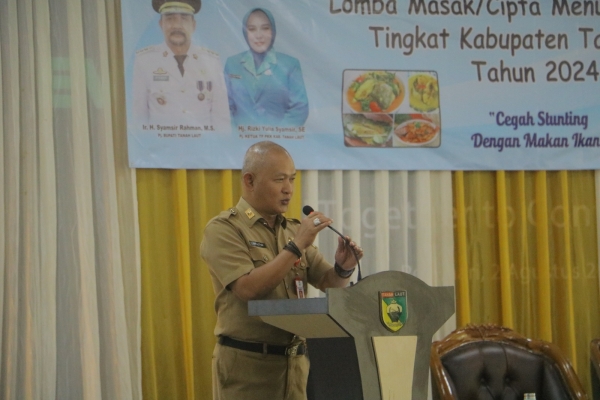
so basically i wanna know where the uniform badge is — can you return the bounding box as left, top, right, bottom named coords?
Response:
left=197, top=81, right=212, bottom=98
left=379, top=291, right=407, bottom=332
left=245, top=208, right=255, bottom=219
left=249, top=241, right=266, bottom=248
left=156, top=96, right=166, bottom=105
left=197, top=81, right=205, bottom=101
left=229, top=74, right=241, bottom=79
left=154, top=68, right=168, bottom=74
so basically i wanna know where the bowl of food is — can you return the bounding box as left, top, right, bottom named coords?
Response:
left=408, top=73, right=439, bottom=112
left=394, top=119, right=439, bottom=146
left=343, top=113, right=393, bottom=147
left=346, top=71, right=404, bottom=113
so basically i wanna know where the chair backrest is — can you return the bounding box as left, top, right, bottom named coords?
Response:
left=430, top=324, right=587, bottom=400
left=592, top=339, right=600, bottom=400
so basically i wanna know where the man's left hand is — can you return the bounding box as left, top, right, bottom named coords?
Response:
left=334, top=236, right=363, bottom=271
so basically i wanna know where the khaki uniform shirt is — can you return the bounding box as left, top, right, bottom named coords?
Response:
left=201, top=198, right=332, bottom=345
left=132, top=42, right=231, bottom=132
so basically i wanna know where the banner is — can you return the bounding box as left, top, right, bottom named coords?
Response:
left=121, top=0, right=600, bottom=170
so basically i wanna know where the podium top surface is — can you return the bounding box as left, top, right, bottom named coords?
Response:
left=248, top=297, right=328, bottom=317
left=249, top=297, right=348, bottom=338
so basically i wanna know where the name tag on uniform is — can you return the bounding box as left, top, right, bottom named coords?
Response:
left=228, top=74, right=241, bottom=79
left=249, top=241, right=266, bottom=248
left=154, top=76, right=169, bottom=81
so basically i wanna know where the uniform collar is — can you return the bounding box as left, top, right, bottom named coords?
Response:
left=241, top=49, right=277, bottom=76
left=160, top=42, right=198, bottom=57
left=236, top=197, right=287, bottom=229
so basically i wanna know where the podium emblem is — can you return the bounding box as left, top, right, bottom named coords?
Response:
left=379, top=291, right=407, bottom=332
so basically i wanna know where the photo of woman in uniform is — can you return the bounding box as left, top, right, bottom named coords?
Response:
left=224, top=8, right=309, bottom=128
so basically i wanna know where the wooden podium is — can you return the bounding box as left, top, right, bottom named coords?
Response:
left=249, top=271, right=455, bottom=400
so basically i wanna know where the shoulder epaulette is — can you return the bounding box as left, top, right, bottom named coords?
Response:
left=217, top=208, right=238, bottom=219
left=135, top=45, right=156, bottom=55
left=197, top=46, right=220, bottom=58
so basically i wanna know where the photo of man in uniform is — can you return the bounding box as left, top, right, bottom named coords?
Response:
left=132, top=0, right=231, bottom=132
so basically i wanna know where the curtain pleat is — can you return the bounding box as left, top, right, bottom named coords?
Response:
left=558, top=171, right=578, bottom=364
left=188, top=170, right=221, bottom=400
left=105, top=0, right=143, bottom=395
left=429, top=171, right=455, bottom=290
left=1, top=0, right=20, bottom=395
left=302, top=171, right=321, bottom=298
left=534, top=171, right=553, bottom=341
left=514, top=171, right=534, bottom=333
left=90, top=0, right=139, bottom=394
left=18, top=0, right=40, bottom=398
left=413, top=171, right=431, bottom=281
left=173, top=170, right=195, bottom=400
left=453, top=171, right=472, bottom=325
left=139, top=170, right=188, bottom=400
left=496, top=171, right=514, bottom=327
left=34, top=0, right=58, bottom=394
left=372, top=171, right=390, bottom=274
left=66, top=0, right=105, bottom=396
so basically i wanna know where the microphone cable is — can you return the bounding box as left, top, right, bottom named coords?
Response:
left=303, top=205, right=362, bottom=281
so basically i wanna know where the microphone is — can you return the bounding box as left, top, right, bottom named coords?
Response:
left=303, top=205, right=347, bottom=242
left=303, top=205, right=362, bottom=281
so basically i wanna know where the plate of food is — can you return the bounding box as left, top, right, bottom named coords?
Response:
left=343, top=113, right=393, bottom=147
left=408, top=73, right=439, bottom=112
left=394, top=118, right=439, bottom=146
left=346, top=71, right=404, bottom=113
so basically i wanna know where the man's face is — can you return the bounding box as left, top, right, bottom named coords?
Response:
left=250, top=151, right=296, bottom=217
left=246, top=11, right=272, bottom=54
left=160, top=13, right=195, bottom=48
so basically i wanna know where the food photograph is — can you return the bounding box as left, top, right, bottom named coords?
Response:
left=393, top=114, right=441, bottom=147
left=343, top=113, right=393, bottom=147
left=345, top=71, right=405, bottom=114
left=342, top=70, right=441, bottom=148
left=408, top=72, right=439, bottom=113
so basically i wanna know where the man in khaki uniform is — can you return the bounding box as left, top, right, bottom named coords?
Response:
left=201, top=141, right=363, bottom=400
left=132, top=0, right=231, bottom=132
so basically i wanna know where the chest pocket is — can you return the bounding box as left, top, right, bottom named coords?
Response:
left=249, top=247, right=273, bottom=268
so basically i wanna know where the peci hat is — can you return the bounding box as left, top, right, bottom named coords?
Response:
left=152, top=0, right=201, bottom=15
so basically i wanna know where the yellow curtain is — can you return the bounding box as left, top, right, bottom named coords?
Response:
left=138, top=169, right=303, bottom=400
left=454, top=170, right=600, bottom=394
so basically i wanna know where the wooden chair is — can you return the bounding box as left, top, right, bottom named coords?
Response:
left=592, top=339, right=600, bottom=400
left=430, top=324, right=587, bottom=400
